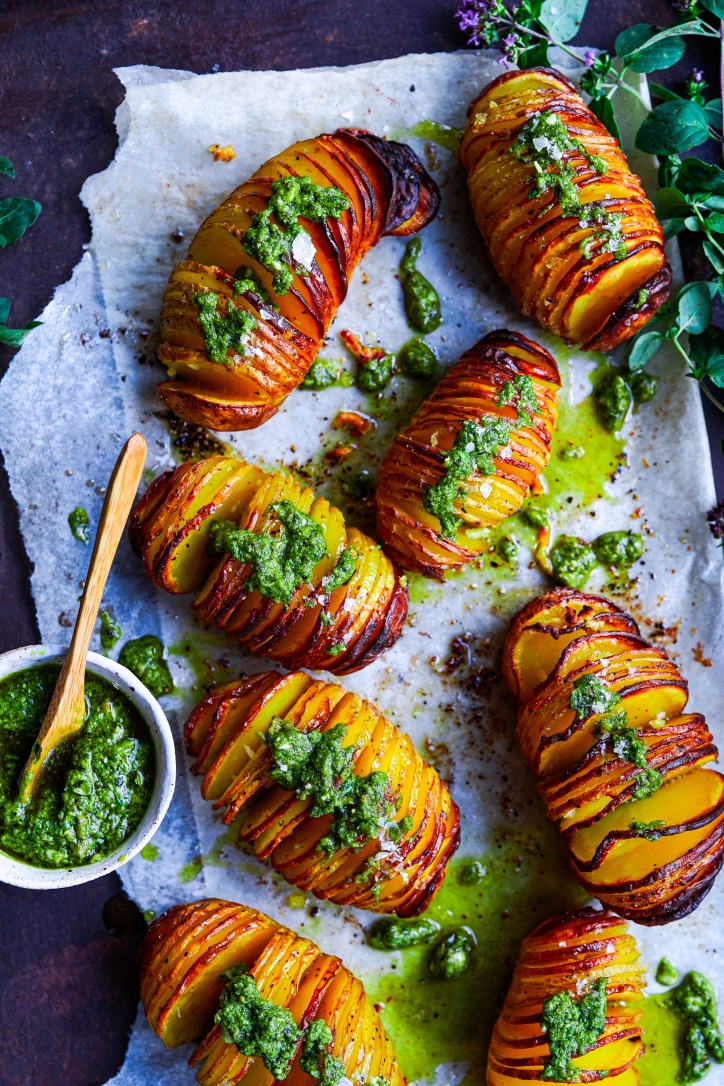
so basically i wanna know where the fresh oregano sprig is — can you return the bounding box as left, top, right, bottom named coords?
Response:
left=0, top=156, right=42, bottom=348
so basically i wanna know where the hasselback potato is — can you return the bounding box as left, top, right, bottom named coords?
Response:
left=488, top=907, right=645, bottom=1085
left=130, top=455, right=408, bottom=675
left=185, top=670, right=459, bottom=915
left=375, top=330, right=560, bottom=578
left=141, top=898, right=404, bottom=1085
left=504, top=588, right=724, bottom=923
left=459, top=68, right=671, bottom=351
left=158, top=129, right=439, bottom=429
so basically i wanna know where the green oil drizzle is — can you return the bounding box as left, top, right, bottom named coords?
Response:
left=364, top=828, right=587, bottom=1085
left=407, top=120, right=462, bottom=153
left=639, top=995, right=688, bottom=1086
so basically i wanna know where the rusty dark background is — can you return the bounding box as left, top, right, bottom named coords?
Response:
left=0, top=2, right=722, bottom=1083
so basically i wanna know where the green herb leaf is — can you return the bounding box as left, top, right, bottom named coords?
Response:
left=588, top=96, right=621, bottom=143
left=648, top=82, right=682, bottom=104
left=676, top=282, right=712, bottom=335
left=703, top=239, right=724, bottom=274
left=538, top=0, right=588, bottom=42
left=688, top=326, right=724, bottom=387
left=0, top=158, right=14, bottom=178
left=704, top=212, right=724, bottom=235
left=0, top=298, right=9, bottom=324
left=615, top=24, right=686, bottom=73
left=0, top=319, right=42, bottom=347
left=676, top=158, right=724, bottom=197
left=654, top=187, right=693, bottom=220
left=635, top=100, right=710, bottom=156
left=705, top=98, right=722, bottom=134
left=701, top=0, right=724, bottom=16
left=628, top=330, right=665, bottom=372
left=0, top=196, right=42, bottom=248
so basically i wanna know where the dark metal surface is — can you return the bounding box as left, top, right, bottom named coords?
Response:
left=0, top=2, right=722, bottom=1083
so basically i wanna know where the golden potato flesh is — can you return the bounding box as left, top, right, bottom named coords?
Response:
left=459, top=67, right=671, bottom=350
left=140, top=899, right=404, bottom=1086
left=488, top=907, right=645, bottom=1085
left=503, top=587, right=724, bottom=924
left=130, top=455, right=408, bottom=675
left=184, top=670, right=459, bottom=915
left=157, top=129, right=440, bottom=430
left=375, top=329, right=560, bottom=578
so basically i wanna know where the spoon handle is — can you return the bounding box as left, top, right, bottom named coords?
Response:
left=19, top=432, right=147, bottom=802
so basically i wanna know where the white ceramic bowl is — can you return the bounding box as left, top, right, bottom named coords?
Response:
left=0, top=644, right=175, bottom=889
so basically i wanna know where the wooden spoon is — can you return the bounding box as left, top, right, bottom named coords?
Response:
left=18, top=432, right=147, bottom=804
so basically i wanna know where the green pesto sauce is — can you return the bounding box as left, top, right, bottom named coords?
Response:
left=118, top=635, right=174, bottom=699
left=427, top=928, right=476, bottom=980
left=99, top=608, right=122, bottom=650
left=210, top=500, right=327, bottom=607
left=367, top=916, right=441, bottom=951
left=398, top=337, right=438, bottom=380
left=540, top=977, right=607, bottom=1081
left=497, top=373, right=539, bottom=426
left=570, top=674, right=662, bottom=801
left=242, top=175, right=350, bottom=296
left=364, top=830, right=587, bottom=1085
left=510, top=111, right=626, bottom=263
left=594, top=371, right=633, bottom=432
left=399, top=238, right=442, bottom=335
left=357, top=352, right=395, bottom=392
left=550, top=535, right=598, bottom=589
left=424, top=417, right=511, bottom=539
left=0, top=664, right=154, bottom=869
left=321, top=546, right=358, bottom=593
left=265, top=717, right=409, bottom=853
left=216, top=966, right=389, bottom=1086
left=301, top=358, right=354, bottom=391
left=550, top=529, right=644, bottom=589
left=640, top=973, right=724, bottom=1086
left=628, top=818, right=666, bottom=840
left=194, top=291, right=257, bottom=365
left=68, top=506, right=90, bottom=545
left=657, top=958, right=680, bottom=986
left=631, top=371, right=658, bottom=406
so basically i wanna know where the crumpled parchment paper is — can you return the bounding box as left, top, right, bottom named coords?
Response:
left=0, top=50, right=723, bottom=1086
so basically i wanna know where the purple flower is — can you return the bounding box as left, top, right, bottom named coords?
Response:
left=706, top=500, right=724, bottom=542
left=583, top=48, right=597, bottom=68
left=692, top=68, right=704, bottom=83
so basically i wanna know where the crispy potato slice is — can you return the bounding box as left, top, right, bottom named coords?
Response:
left=460, top=67, right=670, bottom=349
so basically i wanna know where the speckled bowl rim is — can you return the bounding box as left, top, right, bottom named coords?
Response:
left=0, top=644, right=176, bottom=889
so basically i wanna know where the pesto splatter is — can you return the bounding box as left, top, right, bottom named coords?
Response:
left=423, top=417, right=510, bottom=538
left=669, top=972, right=724, bottom=1083
left=594, top=372, right=632, bottom=432
left=357, top=352, right=394, bottom=392
left=510, top=111, right=626, bottom=263
left=322, top=547, right=359, bottom=593
left=540, top=977, right=608, bottom=1081
left=368, top=916, right=441, bottom=951
left=242, top=175, right=350, bottom=296
left=628, top=819, right=666, bottom=840
left=194, top=291, right=256, bottom=365
left=68, top=506, right=90, bottom=545
left=301, top=358, right=353, bottom=391
left=118, top=635, right=174, bottom=699
left=210, top=500, right=327, bottom=607
left=99, top=609, right=122, bottom=650
left=398, top=337, right=438, bottom=380
left=549, top=535, right=598, bottom=589
left=657, top=958, right=680, bottom=986
left=592, top=531, right=644, bottom=568
left=399, top=238, right=442, bottom=334
left=300, top=1019, right=345, bottom=1086
left=427, top=929, right=475, bottom=981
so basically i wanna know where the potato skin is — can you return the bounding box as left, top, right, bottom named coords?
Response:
left=129, top=455, right=408, bottom=675
left=488, top=907, right=645, bottom=1085
left=375, top=329, right=560, bottom=578
left=503, top=588, right=724, bottom=924
left=184, top=671, right=459, bottom=915
left=158, top=129, right=440, bottom=430
left=140, top=898, right=405, bottom=1086
left=459, top=68, right=671, bottom=351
